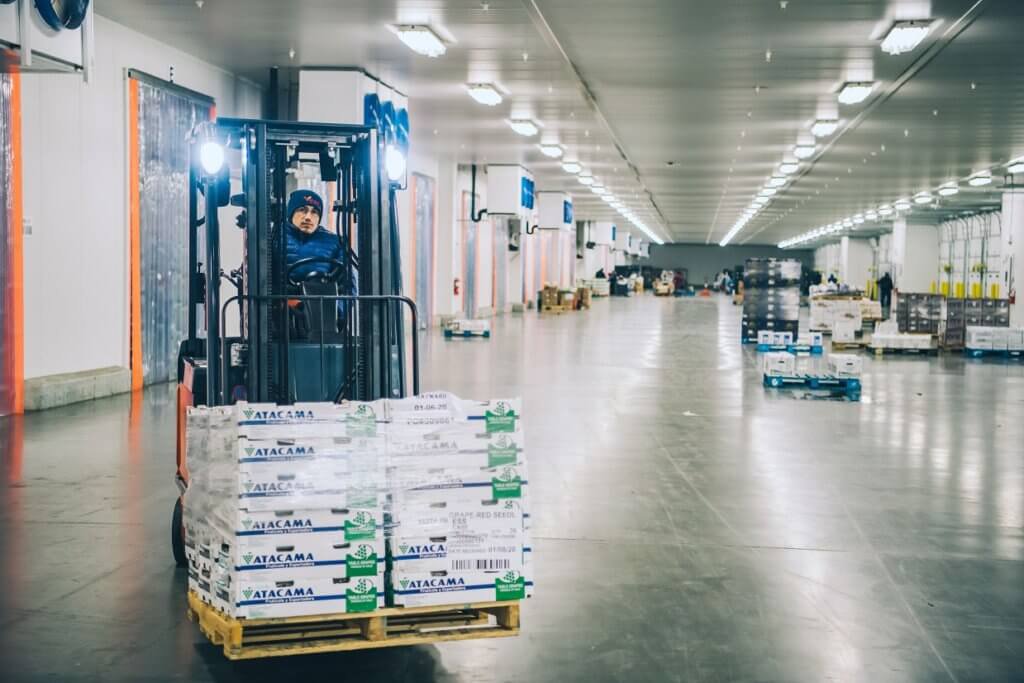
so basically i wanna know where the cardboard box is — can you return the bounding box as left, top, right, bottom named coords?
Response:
left=828, top=354, right=862, bottom=378
left=235, top=507, right=385, bottom=546
left=757, top=330, right=774, bottom=345
left=761, top=352, right=795, bottom=377
left=966, top=326, right=993, bottom=350
left=391, top=498, right=528, bottom=537
left=233, top=574, right=385, bottom=619
left=390, top=569, right=532, bottom=607
left=771, top=331, right=794, bottom=345
left=396, top=464, right=529, bottom=506
left=807, top=332, right=824, bottom=347
left=389, top=530, right=527, bottom=574
left=1007, top=329, right=1024, bottom=351
left=832, top=320, right=858, bottom=343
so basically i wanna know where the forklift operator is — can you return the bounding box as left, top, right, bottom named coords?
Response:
left=284, top=189, right=356, bottom=323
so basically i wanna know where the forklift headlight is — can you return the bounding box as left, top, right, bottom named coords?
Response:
left=200, top=141, right=225, bottom=175
left=385, top=144, right=406, bottom=182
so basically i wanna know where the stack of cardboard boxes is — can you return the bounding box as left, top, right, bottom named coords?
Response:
left=965, top=326, right=1024, bottom=352
left=185, top=395, right=532, bottom=619
left=870, top=320, right=934, bottom=350
left=742, top=259, right=801, bottom=344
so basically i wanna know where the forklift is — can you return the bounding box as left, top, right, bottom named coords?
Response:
left=171, top=117, right=419, bottom=566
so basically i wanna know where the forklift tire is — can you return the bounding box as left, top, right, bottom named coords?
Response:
left=172, top=497, right=187, bottom=568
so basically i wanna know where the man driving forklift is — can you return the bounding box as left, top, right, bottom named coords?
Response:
left=284, top=188, right=356, bottom=330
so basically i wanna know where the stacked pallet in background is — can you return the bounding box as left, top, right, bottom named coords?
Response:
left=184, top=395, right=532, bottom=621
left=942, top=298, right=966, bottom=348
left=966, top=297, right=1011, bottom=328
left=741, top=258, right=801, bottom=344
left=896, top=293, right=942, bottom=335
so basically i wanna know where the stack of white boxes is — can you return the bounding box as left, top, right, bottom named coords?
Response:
left=762, top=352, right=795, bottom=377
left=185, top=402, right=389, bottom=619
left=966, top=326, right=1024, bottom=351
left=185, top=395, right=532, bottom=619
left=871, top=320, right=934, bottom=350
left=387, top=394, right=533, bottom=607
left=756, top=331, right=794, bottom=346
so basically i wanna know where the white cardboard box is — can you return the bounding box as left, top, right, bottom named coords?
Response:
left=391, top=569, right=532, bottom=607
left=762, top=352, right=795, bottom=377
left=828, top=354, right=862, bottom=378
left=391, top=498, right=528, bottom=537
left=233, top=574, right=385, bottom=619
left=390, top=531, right=528, bottom=574
left=807, top=331, right=824, bottom=347
left=832, top=320, right=858, bottom=343
left=757, top=331, right=774, bottom=345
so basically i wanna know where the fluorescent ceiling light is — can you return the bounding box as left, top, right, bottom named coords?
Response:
left=914, top=192, right=933, bottom=204
left=466, top=83, right=502, bottom=106
left=602, top=195, right=615, bottom=204
left=393, top=25, right=447, bottom=58
left=538, top=143, right=564, bottom=158
left=880, top=20, right=934, bottom=56
left=866, top=210, right=878, bottom=220
left=768, top=176, right=787, bottom=188
left=752, top=197, right=769, bottom=206
left=938, top=183, right=959, bottom=196
left=894, top=199, right=912, bottom=210
left=578, top=175, right=594, bottom=186
left=811, top=119, right=839, bottom=137
left=878, top=205, right=894, bottom=216
left=561, top=161, right=582, bottom=173
left=853, top=214, right=865, bottom=223
left=507, top=119, right=539, bottom=137
left=758, top=188, right=777, bottom=197
left=968, top=172, right=992, bottom=186
left=590, top=185, right=605, bottom=194
left=837, top=81, right=875, bottom=105
left=1007, top=159, right=1024, bottom=174
left=779, top=162, right=799, bottom=174
left=843, top=218, right=854, bottom=227
left=793, top=144, right=816, bottom=159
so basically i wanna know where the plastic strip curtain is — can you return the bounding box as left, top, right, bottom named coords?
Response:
left=0, top=71, right=19, bottom=416
left=412, top=173, right=435, bottom=328
left=493, top=216, right=508, bottom=313
left=137, top=81, right=208, bottom=385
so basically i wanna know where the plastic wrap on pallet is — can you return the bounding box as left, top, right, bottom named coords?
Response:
left=184, top=394, right=532, bottom=618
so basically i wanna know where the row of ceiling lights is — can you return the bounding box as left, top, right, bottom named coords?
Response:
left=392, top=24, right=664, bottom=245
left=778, top=160, right=1024, bottom=249
left=719, top=20, right=940, bottom=248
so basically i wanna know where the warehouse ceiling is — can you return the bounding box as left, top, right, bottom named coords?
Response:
left=95, top=0, right=1024, bottom=246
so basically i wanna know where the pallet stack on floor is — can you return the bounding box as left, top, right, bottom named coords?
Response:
left=184, top=394, right=532, bottom=657
left=741, top=258, right=801, bottom=344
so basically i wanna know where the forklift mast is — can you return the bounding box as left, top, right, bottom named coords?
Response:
left=182, top=118, right=417, bottom=408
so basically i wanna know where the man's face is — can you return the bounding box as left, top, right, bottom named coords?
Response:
left=291, top=206, right=321, bottom=234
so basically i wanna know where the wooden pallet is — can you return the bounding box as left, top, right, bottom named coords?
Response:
left=830, top=341, right=868, bottom=351
left=187, top=591, right=519, bottom=660
left=541, top=304, right=572, bottom=314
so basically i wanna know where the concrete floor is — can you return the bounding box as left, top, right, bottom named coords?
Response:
left=1, top=294, right=1022, bottom=682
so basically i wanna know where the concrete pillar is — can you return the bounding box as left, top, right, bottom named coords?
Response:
left=840, top=236, right=874, bottom=293
left=891, top=217, right=939, bottom=292
left=1003, top=190, right=1024, bottom=325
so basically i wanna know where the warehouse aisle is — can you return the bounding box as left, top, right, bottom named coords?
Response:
left=0, top=294, right=1022, bottom=682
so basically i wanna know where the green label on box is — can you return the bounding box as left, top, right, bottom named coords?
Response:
left=344, top=511, right=377, bottom=541
left=347, top=404, right=378, bottom=437
left=494, top=572, right=526, bottom=601
left=485, top=402, right=518, bottom=433
left=487, top=435, right=518, bottom=467
left=346, top=579, right=378, bottom=612
left=346, top=545, right=378, bottom=577
left=492, top=467, right=523, bottom=499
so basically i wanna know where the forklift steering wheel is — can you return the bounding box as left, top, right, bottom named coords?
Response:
left=287, top=257, right=347, bottom=286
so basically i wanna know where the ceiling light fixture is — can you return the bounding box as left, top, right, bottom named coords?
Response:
left=880, top=20, right=934, bottom=56
left=1007, top=158, right=1024, bottom=174
left=793, top=144, right=816, bottom=159
left=878, top=205, right=894, bottom=216
left=466, top=83, right=503, bottom=106
left=811, top=119, right=839, bottom=137
left=938, top=183, right=959, bottom=196
left=506, top=119, right=539, bottom=137
left=561, top=161, right=582, bottom=174
left=538, top=143, right=564, bottom=158
left=968, top=172, right=992, bottom=187
left=590, top=185, right=605, bottom=194
left=894, top=199, right=912, bottom=211
left=768, top=176, right=788, bottom=188
left=866, top=210, right=878, bottom=220
left=578, top=175, right=595, bottom=186
left=914, top=192, right=933, bottom=204
left=759, top=188, right=777, bottom=197
left=837, top=81, right=875, bottom=105
left=392, top=25, right=447, bottom=57
left=779, top=162, right=800, bottom=174
left=853, top=214, right=865, bottom=223
left=843, top=218, right=854, bottom=227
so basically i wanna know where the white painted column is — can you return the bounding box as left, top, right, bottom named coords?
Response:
left=891, top=218, right=939, bottom=292
left=1003, top=190, right=1024, bottom=325
left=841, top=237, right=874, bottom=293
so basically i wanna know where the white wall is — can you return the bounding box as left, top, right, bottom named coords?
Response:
left=900, top=222, right=940, bottom=292
left=20, top=14, right=261, bottom=379
left=1002, top=192, right=1024, bottom=325
left=842, top=237, right=874, bottom=292
left=814, top=243, right=840, bottom=279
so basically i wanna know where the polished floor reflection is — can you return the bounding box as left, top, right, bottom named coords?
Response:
left=0, top=295, right=1022, bottom=682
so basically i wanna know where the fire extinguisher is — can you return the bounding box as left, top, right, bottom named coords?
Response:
left=453, top=278, right=461, bottom=296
